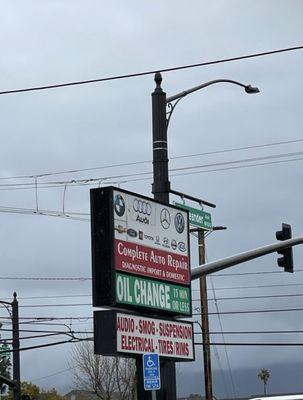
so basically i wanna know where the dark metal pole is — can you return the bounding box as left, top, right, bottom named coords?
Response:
left=137, top=72, right=175, bottom=400
left=198, top=230, right=213, bottom=400
left=12, top=292, right=20, bottom=400
left=152, top=72, right=170, bottom=204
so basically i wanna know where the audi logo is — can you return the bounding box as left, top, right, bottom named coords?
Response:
left=133, top=199, right=152, bottom=215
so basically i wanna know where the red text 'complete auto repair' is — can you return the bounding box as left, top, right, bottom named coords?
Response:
left=115, top=240, right=189, bottom=285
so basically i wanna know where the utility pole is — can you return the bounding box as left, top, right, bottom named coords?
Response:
left=12, top=292, right=20, bottom=400
left=198, top=230, right=213, bottom=400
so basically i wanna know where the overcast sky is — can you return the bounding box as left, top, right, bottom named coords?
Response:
left=0, top=1, right=303, bottom=398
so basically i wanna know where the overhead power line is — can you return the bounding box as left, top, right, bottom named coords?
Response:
left=213, top=270, right=303, bottom=276
left=194, top=293, right=303, bottom=301
left=31, top=367, right=74, bottom=382
left=2, top=291, right=303, bottom=309
left=1, top=283, right=303, bottom=307
left=18, top=303, right=92, bottom=308
left=0, top=138, right=301, bottom=181
left=2, top=305, right=303, bottom=323
left=193, top=307, right=303, bottom=316
left=0, top=276, right=91, bottom=281
left=2, top=270, right=303, bottom=282
left=204, top=282, right=303, bottom=291
left=0, top=45, right=302, bottom=95
left=195, top=330, right=303, bottom=335
left=0, top=327, right=90, bottom=335
left=194, top=342, right=303, bottom=347
left=0, top=337, right=92, bottom=354
left=0, top=149, right=302, bottom=188
left=6, top=281, right=300, bottom=300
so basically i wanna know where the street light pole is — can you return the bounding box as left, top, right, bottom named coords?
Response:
left=136, top=71, right=175, bottom=400
left=152, top=72, right=170, bottom=204
left=150, top=71, right=176, bottom=400
left=149, top=72, right=259, bottom=400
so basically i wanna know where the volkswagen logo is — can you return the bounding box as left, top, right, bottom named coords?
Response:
left=160, top=208, right=171, bottom=230
left=114, top=194, right=125, bottom=217
left=175, top=212, right=185, bottom=234
left=133, top=199, right=152, bottom=215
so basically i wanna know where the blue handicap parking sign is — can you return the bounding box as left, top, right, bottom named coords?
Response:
left=143, top=353, right=161, bottom=391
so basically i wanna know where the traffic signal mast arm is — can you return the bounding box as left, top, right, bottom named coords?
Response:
left=191, top=236, right=302, bottom=280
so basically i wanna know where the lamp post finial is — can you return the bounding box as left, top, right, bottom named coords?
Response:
left=154, top=72, right=162, bottom=89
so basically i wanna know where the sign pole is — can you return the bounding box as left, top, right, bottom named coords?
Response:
left=151, top=72, right=176, bottom=400
left=198, top=230, right=213, bottom=400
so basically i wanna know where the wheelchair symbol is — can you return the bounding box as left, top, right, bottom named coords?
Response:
left=146, top=356, right=156, bottom=368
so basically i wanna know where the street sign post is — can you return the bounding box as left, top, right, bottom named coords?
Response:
left=174, top=202, right=212, bottom=230
left=143, top=353, right=161, bottom=391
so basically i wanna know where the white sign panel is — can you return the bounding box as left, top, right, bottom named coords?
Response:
left=116, top=312, right=194, bottom=360
left=113, top=189, right=190, bottom=285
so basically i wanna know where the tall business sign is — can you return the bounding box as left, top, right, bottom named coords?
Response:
left=91, top=186, right=194, bottom=362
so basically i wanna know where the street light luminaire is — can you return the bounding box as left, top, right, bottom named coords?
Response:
left=166, top=78, right=260, bottom=103
left=165, top=78, right=260, bottom=127
left=245, top=84, right=260, bottom=94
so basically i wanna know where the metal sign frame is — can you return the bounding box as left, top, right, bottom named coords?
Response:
left=94, top=310, right=195, bottom=362
left=90, top=186, right=192, bottom=317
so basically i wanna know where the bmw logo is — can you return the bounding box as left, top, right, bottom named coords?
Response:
left=114, top=194, right=125, bottom=217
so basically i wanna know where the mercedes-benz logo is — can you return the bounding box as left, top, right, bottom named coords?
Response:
left=160, top=208, right=171, bottom=229
left=114, top=194, right=125, bottom=217
left=175, top=212, right=185, bottom=234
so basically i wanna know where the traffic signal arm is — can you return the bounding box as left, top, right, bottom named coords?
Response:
left=191, top=236, right=302, bottom=280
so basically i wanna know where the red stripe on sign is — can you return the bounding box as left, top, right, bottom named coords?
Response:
left=114, top=239, right=189, bottom=285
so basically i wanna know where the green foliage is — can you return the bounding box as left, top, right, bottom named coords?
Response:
left=0, top=340, right=12, bottom=394
left=40, top=388, right=67, bottom=400
left=4, top=382, right=66, bottom=400
left=21, top=382, right=40, bottom=400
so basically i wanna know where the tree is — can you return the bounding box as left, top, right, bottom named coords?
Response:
left=40, top=387, right=67, bottom=400
left=0, top=334, right=12, bottom=395
left=20, top=382, right=40, bottom=400
left=4, top=381, right=66, bottom=400
left=70, top=340, right=136, bottom=400
left=258, top=368, right=270, bottom=395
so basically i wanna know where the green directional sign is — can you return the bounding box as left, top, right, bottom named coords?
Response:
left=115, top=273, right=191, bottom=315
left=174, top=203, right=212, bottom=230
